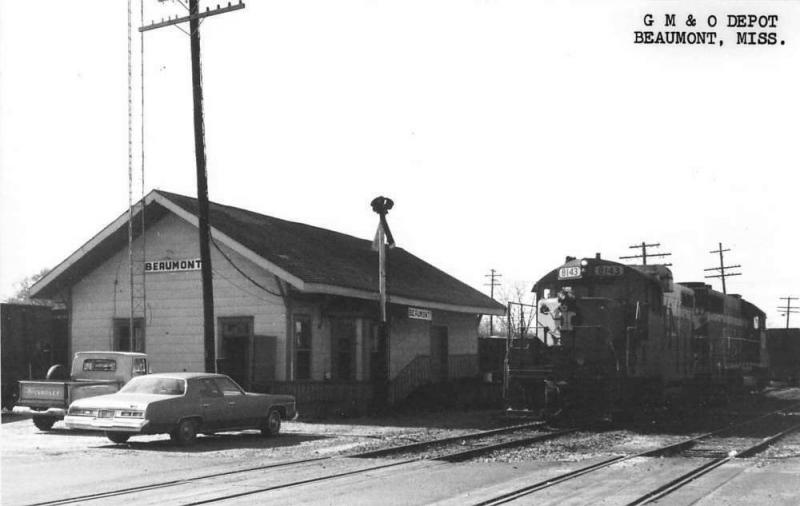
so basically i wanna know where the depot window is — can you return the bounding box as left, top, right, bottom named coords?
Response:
left=113, top=318, right=145, bottom=352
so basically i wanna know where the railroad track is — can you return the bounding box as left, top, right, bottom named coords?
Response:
left=471, top=404, right=800, bottom=505
left=626, top=414, right=800, bottom=505
left=30, top=420, right=573, bottom=506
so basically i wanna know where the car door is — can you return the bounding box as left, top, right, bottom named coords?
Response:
left=197, top=378, right=226, bottom=431
left=213, top=376, right=249, bottom=428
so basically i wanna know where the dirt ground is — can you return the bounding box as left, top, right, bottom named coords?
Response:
left=3, top=388, right=800, bottom=505
left=1, top=408, right=509, bottom=504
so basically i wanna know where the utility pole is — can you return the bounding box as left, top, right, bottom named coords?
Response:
left=704, top=242, right=741, bottom=295
left=484, top=269, right=502, bottom=335
left=141, top=0, right=246, bottom=373
left=778, top=297, right=799, bottom=329
left=620, top=241, right=672, bottom=266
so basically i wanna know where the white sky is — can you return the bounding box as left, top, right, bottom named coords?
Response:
left=1, top=1, right=798, bottom=326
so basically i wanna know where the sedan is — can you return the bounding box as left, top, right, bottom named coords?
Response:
left=64, top=372, right=296, bottom=445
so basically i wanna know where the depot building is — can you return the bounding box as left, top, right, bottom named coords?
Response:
left=31, top=190, right=505, bottom=413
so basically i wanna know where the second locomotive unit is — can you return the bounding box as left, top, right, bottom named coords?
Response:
left=505, top=254, right=766, bottom=417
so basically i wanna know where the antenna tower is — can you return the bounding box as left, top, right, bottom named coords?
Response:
left=126, top=0, right=147, bottom=352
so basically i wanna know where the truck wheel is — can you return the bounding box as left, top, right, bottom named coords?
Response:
left=170, top=419, right=197, bottom=445
left=106, top=432, right=130, bottom=444
left=32, top=416, right=55, bottom=431
left=261, top=409, right=281, bottom=436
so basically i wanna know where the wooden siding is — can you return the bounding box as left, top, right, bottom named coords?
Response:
left=389, top=309, right=479, bottom=379
left=64, top=211, right=485, bottom=406
left=70, top=213, right=287, bottom=376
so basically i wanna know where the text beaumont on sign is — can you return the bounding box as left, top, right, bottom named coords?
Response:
left=144, top=258, right=203, bottom=273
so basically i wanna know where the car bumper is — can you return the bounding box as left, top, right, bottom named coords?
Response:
left=14, top=406, right=66, bottom=419
left=64, top=416, right=150, bottom=433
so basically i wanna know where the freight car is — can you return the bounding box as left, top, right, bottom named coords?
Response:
left=505, top=255, right=766, bottom=418
left=765, top=328, right=800, bottom=385
left=0, top=303, right=68, bottom=409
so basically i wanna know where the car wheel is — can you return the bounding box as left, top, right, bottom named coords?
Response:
left=32, top=416, right=55, bottom=431
left=170, top=419, right=197, bottom=445
left=106, top=431, right=130, bottom=444
left=261, top=409, right=281, bottom=436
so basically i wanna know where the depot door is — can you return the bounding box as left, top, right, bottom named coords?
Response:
left=430, top=325, right=449, bottom=383
left=219, top=317, right=253, bottom=389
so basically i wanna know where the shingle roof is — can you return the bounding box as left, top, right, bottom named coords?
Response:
left=156, top=190, right=504, bottom=313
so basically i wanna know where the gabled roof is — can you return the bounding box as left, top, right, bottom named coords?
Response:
left=31, top=190, right=505, bottom=315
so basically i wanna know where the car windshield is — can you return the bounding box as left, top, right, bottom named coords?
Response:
left=119, top=376, right=186, bottom=396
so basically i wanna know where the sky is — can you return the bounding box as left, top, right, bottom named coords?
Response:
left=1, top=0, right=798, bottom=326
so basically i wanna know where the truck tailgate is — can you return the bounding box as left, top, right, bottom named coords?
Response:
left=18, top=380, right=118, bottom=408
left=18, top=381, right=69, bottom=408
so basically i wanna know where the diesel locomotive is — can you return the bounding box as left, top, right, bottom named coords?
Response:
left=505, top=254, right=766, bottom=417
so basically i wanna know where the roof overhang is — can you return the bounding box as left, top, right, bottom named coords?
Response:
left=32, top=190, right=505, bottom=316
left=303, top=282, right=506, bottom=316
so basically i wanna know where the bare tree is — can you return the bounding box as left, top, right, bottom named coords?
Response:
left=5, top=268, right=51, bottom=305
left=480, top=279, right=536, bottom=338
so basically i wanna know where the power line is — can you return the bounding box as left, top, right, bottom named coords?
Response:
left=778, top=296, right=799, bottom=329
left=211, top=238, right=283, bottom=298
left=619, top=241, right=672, bottom=266
left=704, top=242, right=741, bottom=295
left=484, top=269, right=502, bottom=335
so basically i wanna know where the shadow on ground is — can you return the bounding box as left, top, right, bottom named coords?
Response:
left=89, top=431, right=330, bottom=453
left=297, top=409, right=509, bottom=432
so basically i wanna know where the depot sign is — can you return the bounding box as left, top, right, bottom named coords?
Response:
left=408, top=307, right=432, bottom=321
left=145, top=258, right=203, bottom=273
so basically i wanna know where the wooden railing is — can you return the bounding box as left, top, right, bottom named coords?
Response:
left=449, top=354, right=479, bottom=379
left=256, top=353, right=482, bottom=411
left=389, top=355, right=431, bottom=404
left=255, top=381, right=374, bottom=417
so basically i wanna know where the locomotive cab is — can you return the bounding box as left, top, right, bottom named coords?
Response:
left=506, top=256, right=657, bottom=418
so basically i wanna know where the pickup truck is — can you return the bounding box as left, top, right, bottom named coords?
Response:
left=16, top=351, right=149, bottom=430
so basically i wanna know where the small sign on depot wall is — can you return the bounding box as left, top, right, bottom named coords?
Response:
left=408, top=307, right=432, bottom=320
